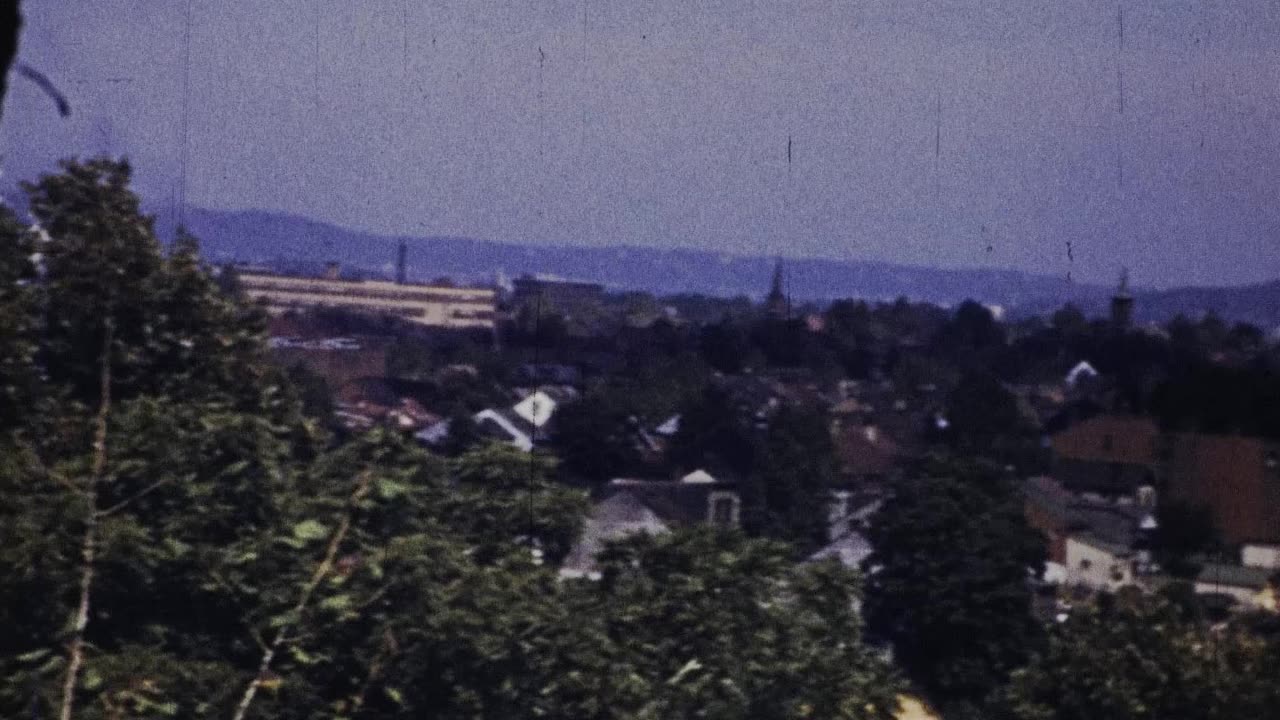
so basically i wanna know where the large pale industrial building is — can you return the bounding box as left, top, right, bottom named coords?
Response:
left=237, top=265, right=496, bottom=330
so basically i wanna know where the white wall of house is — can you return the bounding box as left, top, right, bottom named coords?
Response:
left=1192, top=581, right=1273, bottom=610
left=1064, top=536, right=1133, bottom=591
left=559, top=495, right=670, bottom=580
left=1243, top=544, right=1280, bottom=570
left=513, top=390, right=557, bottom=428
left=1042, top=561, right=1068, bottom=585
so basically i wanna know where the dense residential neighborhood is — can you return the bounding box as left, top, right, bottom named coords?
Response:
left=7, top=2, right=1280, bottom=717
left=266, top=252, right=1280, bottom=611
left=6, top=158, right=1280, bottom=720
left=215, top=229, right=1280, bottom=717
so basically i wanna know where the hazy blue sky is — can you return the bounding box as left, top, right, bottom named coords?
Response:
left=3, top=1, right=1279, bottom=287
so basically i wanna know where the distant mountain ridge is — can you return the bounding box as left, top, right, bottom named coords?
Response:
left=178, top=207, right=1278, bottom=327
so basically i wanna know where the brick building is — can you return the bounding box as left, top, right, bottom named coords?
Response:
left=1049, top=415, right=1280, bottom=545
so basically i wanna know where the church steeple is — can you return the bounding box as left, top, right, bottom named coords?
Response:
left=1111, top=268, right=1134, bottom=331
left=766, top=258, right=787, bottom=319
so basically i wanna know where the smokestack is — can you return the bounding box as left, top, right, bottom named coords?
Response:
left=396, top=240, right=407, bottom=285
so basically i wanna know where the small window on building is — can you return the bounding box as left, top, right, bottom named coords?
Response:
left=1102, top=435, right=1114, bottom=452
left=1079, top=559, right=1092, bottom=571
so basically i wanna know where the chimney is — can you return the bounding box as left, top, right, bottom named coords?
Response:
left=396, top=240, right=408, bottom=284
left=324, top=261, right=341, bottom=280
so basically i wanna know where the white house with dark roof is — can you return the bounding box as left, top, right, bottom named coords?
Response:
left=512, top=388, right=560, bottom=428
left=1064, top=534, right=1135, bottom=591
left=1195, top=563, right=1277, bottom=611
left=655, top=414, right=681, bottom=437
left=426, top=387, right=579, bottom=453
left=1064, top=360, right=1099, bottom=388
left=473, top=408, right=536, bottom=452
left=1243, top=543, right=1280, bottom=571
left=559, top=470, right=740, bottom=580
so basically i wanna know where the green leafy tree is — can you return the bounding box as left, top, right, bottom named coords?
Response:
left=0, top=203, right=38, bottom=430
left=437, top=405, right=481, bottom=457
left=384, top=337, right=435, bottom=381
left=864, top=459, right=1046, bottom=716
left=0, top=158, right=315, bottom=720
left=994, top=593, right=1280, bottom=720
left=1050, top=304, right=1088, bottom=338
left=446, top=444, right=589, bottom=566
left=550, top=392, right=642, bottom=486
left=222, top=429, right=452, bottom=720
left=742, top=403, right=839, bottom=555
left=943, top=371, right=1040, bottom=468
left=823, top=299, right=881, bottom=379
left=699, top=318, right=750, bottom=374
left=932, top=300, right=1005, bottom=372
left=285, top=362, right=336, bottom=422
left=1153, top=496, right=1218, bottom=578
left=0, top=156, right=917, bottom=720
left=234, top=438, right=590, bottom=720
left=667, top=384, right=756, bottom=479
left=580, top=528, right=904, bottom=720
left=750, top=317, right=814, bottom=368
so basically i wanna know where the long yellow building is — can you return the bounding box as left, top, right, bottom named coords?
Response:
left=237, top=268, right=496, bottom=330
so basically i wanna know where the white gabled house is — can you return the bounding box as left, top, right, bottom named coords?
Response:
left=559, top=470, right=741, bottom=580
left=418, top=387, right=579, bottom=453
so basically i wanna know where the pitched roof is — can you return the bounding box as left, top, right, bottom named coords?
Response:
left=415, top=419, right=452, bottom=445
left=560, top=492, right=670, bottom=579
left=681, top=469, right=716, bottom=484
left=512, top=390, right=558, bottom=428
left=808, top=530, right=873, bottom=568
left=1025, top=476, right=1145, bottom=549
left=604, top=478, right=736, bottom=526
left=1065, top=361, right=1099, bottom=386
left=1197, top=562, right=1274, bottom=591
left=1069, top=532, right=1134, bottom=558
left=474, top=408, right=535, bottom=451
left=654, top=414, right=681, bottom=436
left=833, top=425, right=899, bottom=479
left=1051, top=415, right=1159, bottom=466
left=1164, top=432, right=1280, bottom=545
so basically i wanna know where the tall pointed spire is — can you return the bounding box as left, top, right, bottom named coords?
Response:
left=766, top=258, right=787, bottom=319
left=1111, top=267, right=1134, bottom=331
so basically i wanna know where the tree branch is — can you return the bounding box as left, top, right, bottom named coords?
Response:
left=47, top=467, right=87, bottom=497
left=349, top=628, right=397, bottom=716
left=95, top=476, right=173, bottom=518
left=59, top=318, right=113, bottom=720
left=230, top=471, right=374, bottom=720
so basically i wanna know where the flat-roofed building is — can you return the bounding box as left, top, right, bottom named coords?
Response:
left=511, top=275, right=604, bottom=315
left=237, top=268, right=496, bottom=329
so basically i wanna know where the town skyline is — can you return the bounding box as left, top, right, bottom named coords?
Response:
left=5, top=1, right=1280, bottom=289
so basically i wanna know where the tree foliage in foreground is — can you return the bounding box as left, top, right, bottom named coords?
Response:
left=0, top=158, right=901, bottom=720
left=741, top=403, right=839, bottom=556
left=582, top=529, right=903, bottom=720
left=993, top=593, right=1280, bottom=720
left=863, top=458, right=1046, bottom=716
